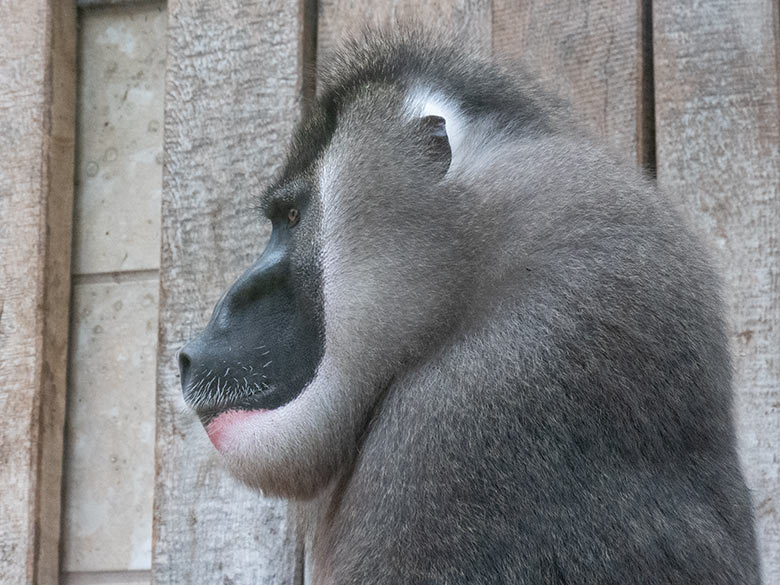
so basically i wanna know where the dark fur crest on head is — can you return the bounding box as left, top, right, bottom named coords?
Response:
left=280, top=28, right=567, bottom=184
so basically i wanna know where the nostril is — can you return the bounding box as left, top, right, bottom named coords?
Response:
left=178, top=351, right=191, bottom=381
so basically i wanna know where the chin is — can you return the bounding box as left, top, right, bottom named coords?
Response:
left=200, top=380, right=356, bottom=500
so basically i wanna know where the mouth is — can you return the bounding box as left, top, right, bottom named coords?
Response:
left=200, top=408, right=269, bottom=452
left=194, top=387, right=284, bottom=427
left=182, top=352, right=321, bottom=445
left=191, top=386, right=280, bottom=452
left=196, top=398, right=267, bottom=428
left=190, top=375, right=307, bottom=437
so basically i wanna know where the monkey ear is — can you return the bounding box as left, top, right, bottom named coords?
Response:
left=417, top=115, right=452, bottom=178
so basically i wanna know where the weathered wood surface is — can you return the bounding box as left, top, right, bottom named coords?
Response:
left=318, top=0, right=492, bottom=62
left=154, top=0, right=309, bottom=583
left=653, top=0, right=779, bottom=579
left=492, top=0, right=651, bottom=166
left=0, top=2, right=76, bottom=584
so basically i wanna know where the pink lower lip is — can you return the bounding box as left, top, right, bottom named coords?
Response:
left=206, top=409, right=267, bottom=451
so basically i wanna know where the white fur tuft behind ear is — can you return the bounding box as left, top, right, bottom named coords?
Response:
left=404, top=87, right=465, bottom=165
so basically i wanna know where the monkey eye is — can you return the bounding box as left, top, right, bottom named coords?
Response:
left=287, top=207, right=300, bottom=226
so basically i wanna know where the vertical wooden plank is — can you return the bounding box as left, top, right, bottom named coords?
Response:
left=317, top=0, right=493, bottom=60
left=154, top=1, right=309, bottom=583
left=0, top=1, right=76, bottom=584
left=492, top=0, right=650, bottom=165
left=654, top=1, right=780, bottom=579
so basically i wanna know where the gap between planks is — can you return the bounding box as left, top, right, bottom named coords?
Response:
left=73, top=269, right=159, bottom=285
left=78, top=0, right=162, bottom=7
left=61, top=570, right=151, bottom=584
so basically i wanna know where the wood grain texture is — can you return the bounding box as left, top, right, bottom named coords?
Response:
left=0, top=1, right=76, bottom=584
left=154, top=0, right=308, bottom=583
left=653, top=0, right=780, bottom=579
left=317, top=0, right=492, bottom=64
left=492, top=0, right=650, bottom=165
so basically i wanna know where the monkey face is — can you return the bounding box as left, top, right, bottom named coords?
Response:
left=177, top=88, right=465, bottom=498
left=177, top=173, right=335, bottom=497
left=178, top=180, right=324, bottom=430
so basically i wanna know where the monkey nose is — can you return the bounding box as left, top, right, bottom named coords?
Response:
left=178, top=342, right=194, bottom=390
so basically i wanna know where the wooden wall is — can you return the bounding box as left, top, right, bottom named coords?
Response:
left=653, top=3, right=780, bottom=577
left=0, top=2, right=76, bottom=584
left=0, top=1, right=776, bottom=583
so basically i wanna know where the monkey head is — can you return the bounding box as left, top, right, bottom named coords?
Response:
left=178, top=66, right=494, bottom=498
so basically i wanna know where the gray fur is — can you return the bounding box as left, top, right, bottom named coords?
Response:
left=187, top=31, right=761, bottom=584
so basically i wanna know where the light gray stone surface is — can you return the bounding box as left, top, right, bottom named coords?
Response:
left=64, top=4, right=166, bottom=575
left=72, top=4, right=166, bottom=275
left=63, top=278, right=159, bottom=572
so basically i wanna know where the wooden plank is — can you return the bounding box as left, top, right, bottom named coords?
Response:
left=0, top=1, right=77, bottom=584
left=492, top=0, right=651, bottom=166
left=317, top=0, right=492, bottom=62
left=154, top=1, right=310, bottom=583
left=653, top=0, right=780, bottom=580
